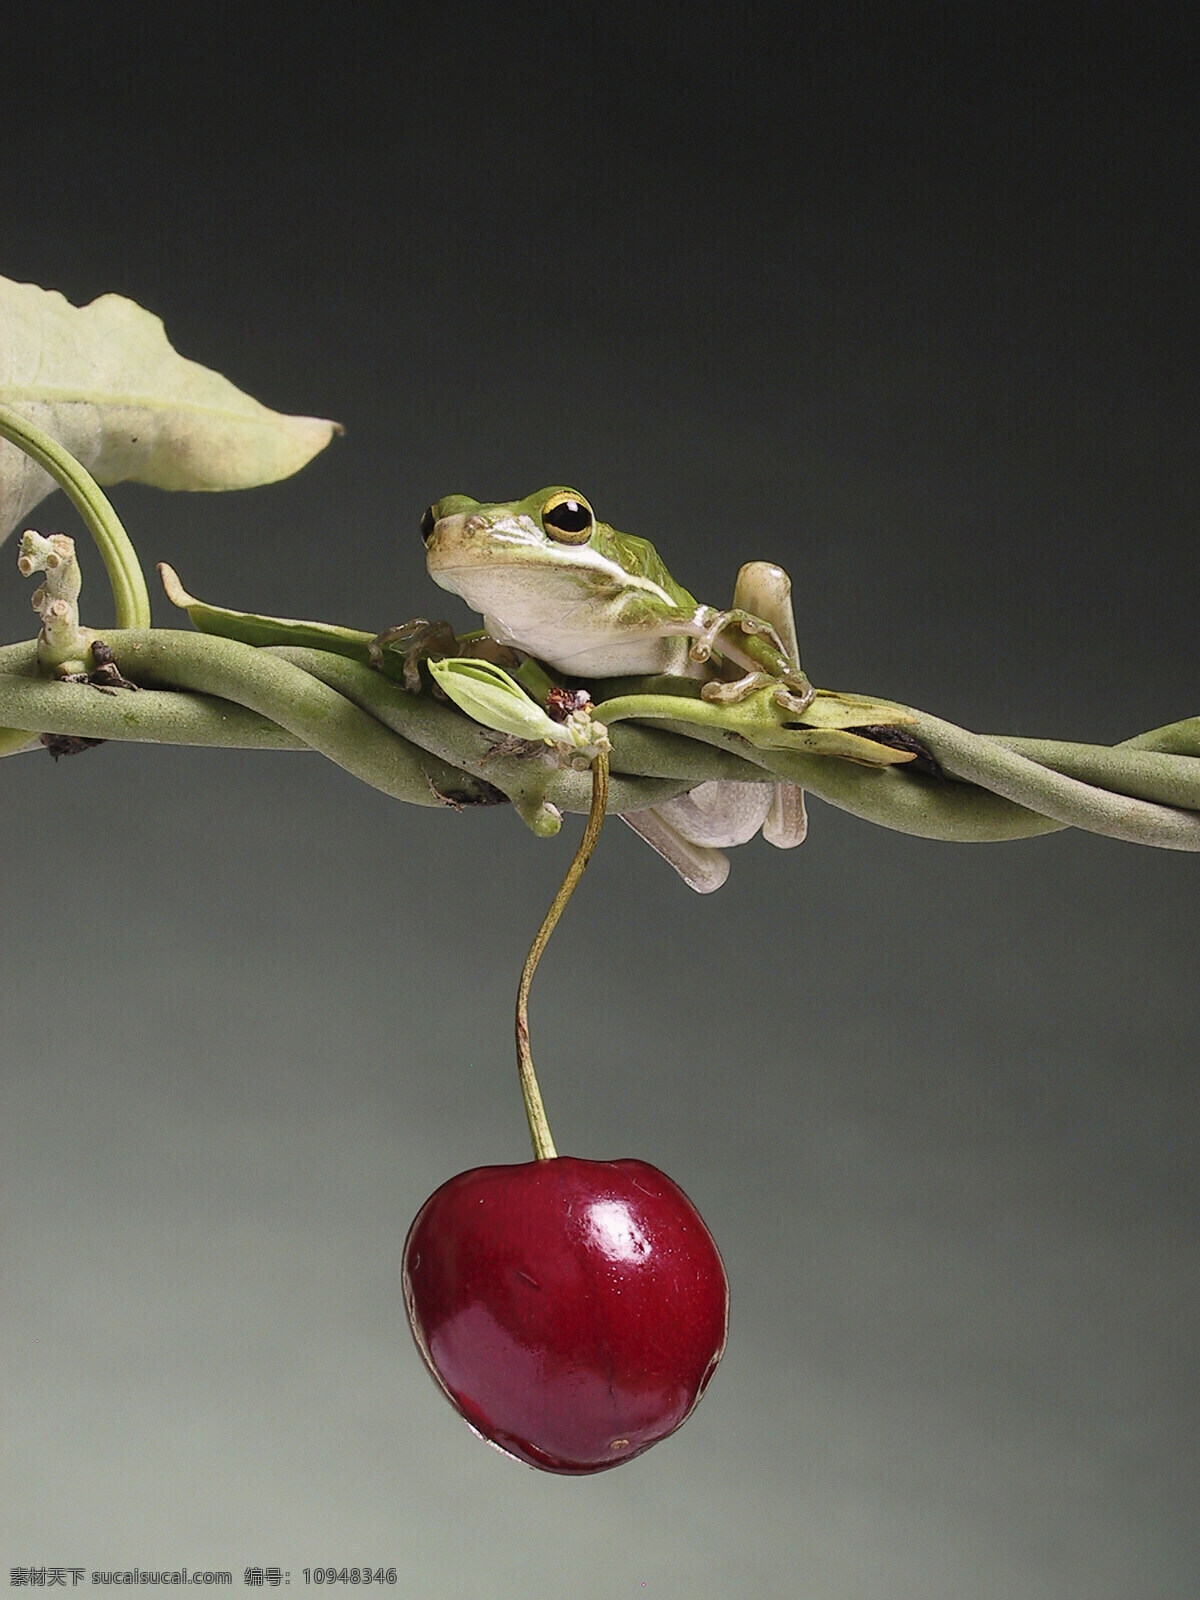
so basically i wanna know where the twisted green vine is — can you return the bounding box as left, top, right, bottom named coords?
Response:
left=1, top=423, right=1198, bottom=858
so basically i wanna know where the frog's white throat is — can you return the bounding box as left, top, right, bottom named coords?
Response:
left=428, top=546, right=694, bottom=677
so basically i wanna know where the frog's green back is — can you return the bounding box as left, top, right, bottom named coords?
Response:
left=591, top=521, right=698, bottom=611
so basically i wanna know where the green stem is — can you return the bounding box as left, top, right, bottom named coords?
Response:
left=2, top=625, right=1198, bottom=850
left=0, top=406, right=150, bottom=628
left=514, top=750, right=610, bottom=1160
left=97, top=629, right=487, bottom=805
left=900, top=708, right=1200, bottom=851
left=266, top=646, right=689, bottom=822
left=0, top=633, right=704, bottom=813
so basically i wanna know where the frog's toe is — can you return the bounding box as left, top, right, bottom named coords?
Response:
left=763, top=783, right=808, bottom=848
left=700, top=670, right=776, bottom=704
left=773, top=681, right=817, bottom=715
left=369, top=619, right=424, bottom=663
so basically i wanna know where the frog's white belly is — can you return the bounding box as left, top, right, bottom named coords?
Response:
left=431, top=558, right=695, bottom=676
left=482, top=609, right=693, bottom=676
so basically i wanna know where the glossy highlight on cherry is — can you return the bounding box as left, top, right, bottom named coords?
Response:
left=402, top=1156, right=729, bottom=1474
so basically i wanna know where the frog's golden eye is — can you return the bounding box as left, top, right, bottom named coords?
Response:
left=541, top=491, right=594, bottom=544
left=420, top=504, right=438, bottom=543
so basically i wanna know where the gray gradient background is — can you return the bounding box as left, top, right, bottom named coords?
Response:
left=2, top=7, right=1198, bottom=1597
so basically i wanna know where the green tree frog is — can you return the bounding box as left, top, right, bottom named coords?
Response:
left=418, top=486, right=814, bottom=893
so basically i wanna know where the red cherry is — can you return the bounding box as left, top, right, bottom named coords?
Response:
left=402, top=1156, right=729, bottom=1474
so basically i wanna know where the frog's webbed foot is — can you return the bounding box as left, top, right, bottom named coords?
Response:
left=623, top=779, right=807, bottom=887
left=699, top=669, right=816, bottom=717
left=699, top=668, right=778, bottom=704
left=772, top=681, right=817, bottom=715
left=697, top=660, right=817, bottom=720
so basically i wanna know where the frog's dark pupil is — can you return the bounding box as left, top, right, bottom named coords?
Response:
left=420, top=505, right=437, bottom=542
left=545, top=499, right=591, bottom=535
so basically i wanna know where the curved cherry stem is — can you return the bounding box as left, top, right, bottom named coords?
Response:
left=515, top=750, right=610, bottom=1160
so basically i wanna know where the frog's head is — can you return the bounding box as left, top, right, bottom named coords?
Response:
left=422, top=486, right=605, bottom=607
left=420, top=485, right=698, bottom=670
left=423, top=487, right=596, bottom=561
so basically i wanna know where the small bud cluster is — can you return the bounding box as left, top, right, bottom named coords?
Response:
left=429, top=658, right=611, bottom=765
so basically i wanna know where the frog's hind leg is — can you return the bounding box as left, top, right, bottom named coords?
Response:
left=732, top=561, right=809, bottom=849
left=621, top=780, right=777, bottom=893
left=733, top=561, right=801, bottom=664
left=620, top=807, right=731, bottom=894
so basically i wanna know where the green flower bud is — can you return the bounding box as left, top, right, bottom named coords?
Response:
left=429, top=658, right=610, bottom=760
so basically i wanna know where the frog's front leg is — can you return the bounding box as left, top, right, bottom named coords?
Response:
left=369, top=620, right=523, bottom=692
left=723, top=560, right=812, bottom=707
left=659, top=579, right=815, bottom=715
left=369, top=619, right=460, bottom=690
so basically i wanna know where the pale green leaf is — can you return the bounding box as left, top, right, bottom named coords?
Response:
left=0, top=276, right=340, bottom=539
